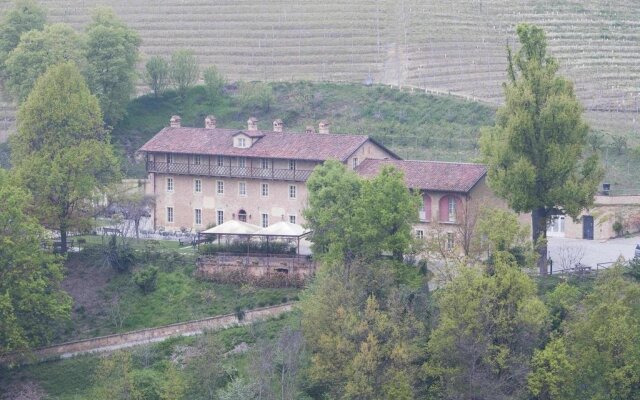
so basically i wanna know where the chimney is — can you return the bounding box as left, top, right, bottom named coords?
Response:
left=273, top=119, right=284, bottom=132
left=169, top=115, right=181, bottom=128
left=205, top=115, right=216, bottom=129
left=247, top=117, right=258, bottom=131
left=305, top=125, right=316, bottom=134
left=318, top=120, right=330, bottom=134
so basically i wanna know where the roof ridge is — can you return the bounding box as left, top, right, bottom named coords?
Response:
left=366, top=158, right=486, bottom=167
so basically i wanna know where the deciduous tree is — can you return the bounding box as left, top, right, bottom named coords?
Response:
left=11, top=62, right=120, bottom=253
left=4, top=23, right=84, bottom=102
left=170, top=49, right=199, bottom=96
left=145, top=55, right=169, bottom=97
left=84, top=8, right=140, bottom=126
left=0, top=0, right=46, bottom=71
left=0, top=170, right=71, bottom=354
left=480, top=24, right=603, bottom=274
left=203, top=65, right=225, bottom=105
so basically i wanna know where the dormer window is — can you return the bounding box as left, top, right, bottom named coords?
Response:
left=238, top=137, right=247, bottom=148
left=233, top=134, right=251, bottom=148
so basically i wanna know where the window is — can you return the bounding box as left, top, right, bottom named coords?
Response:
left=194, top=179, right=202, bottom=193
left=217, top=210, right=224, bottom=226
left=289, top=215, right=297, bottom=224
left=166, top=153, right=173, bottom=163
left=237, top=137, right=247, bottom=148
left=166, top=177, right=174, bottom=192
left=261, top=183, right=269, bottom=197
left=238, top=209, right=247, bottom=222
left=261, top=213, right=269, bottom=228
left=238, top=157, right=246, bottom=168
left=448, top=197, right=456, bottom=222
left=446, top=232, right=454, bottom=250
left=352, top=157, right=359, bottom=169
left=416, top=229, right=424, bottom=239
left=261, top=159, right=270, bottom=169
left=217, top=155, right=224, bottom=167
left=289, top=185, right=297, bottom=199
left=195, top=209, right=202, bottom=225
left=167, top=207, right=174, bottom=223
left=217, top=180, right=224, bottom=195
left=239, top=181, right=247, bottom=196
left=288, top=160, right=296, bottom=170
left=193, top=155, right=201, bottom=165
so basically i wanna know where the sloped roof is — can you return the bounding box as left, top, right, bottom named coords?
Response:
left=138, top=127, right=397, bottom=162
left=254, top=221, right=310, bottom=237
left=201, top=220, right=261, bottom=234
left=355, top=159, right=487, bottom=193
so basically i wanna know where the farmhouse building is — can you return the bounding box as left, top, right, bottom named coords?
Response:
left=138, top=116, right=498, bottom=249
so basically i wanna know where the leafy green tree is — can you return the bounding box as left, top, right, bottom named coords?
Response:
left=203, top=65, right=225, bottom=105
left=237, top=81, right=274, bottom=112
left=475, top=207, right=534, bottom=268
left=300, top=260, right=428, bottom=399
left=170, top=49, right=199, bottom=96
left=0, top=0, right=46, bottom=71
left=3, top=23, right=85, bottom=102
left=304, top=160, right=419, bottom=266
left=425, top=258, right=548, bottom=399
left=145, top=56, right=169, bottom=97
left=480, top=23, right=603, bottom=274
left=93, top=350, right=141, bottom=400
left=217, top=378, right=258, bottom=400
left=0, top=169, right=71, bottom=354
left=528, top=268, right=640, bottom=399
left=11, top=62, right=120, bottom=253
left=84, top=8, right=140, bottom=126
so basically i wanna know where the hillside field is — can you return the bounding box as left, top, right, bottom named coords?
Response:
left=1, top=0, right=640, bottom=139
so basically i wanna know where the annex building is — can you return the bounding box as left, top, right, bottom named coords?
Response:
left=138, top=116, right=497, bottom=248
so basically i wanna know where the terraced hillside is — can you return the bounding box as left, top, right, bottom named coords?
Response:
left=1, top=0, right=640, bottom=138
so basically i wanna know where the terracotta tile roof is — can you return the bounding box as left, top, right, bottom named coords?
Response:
left=138, top=127, right=396, bottom=162
left=355, top=159, right=487, bottom=193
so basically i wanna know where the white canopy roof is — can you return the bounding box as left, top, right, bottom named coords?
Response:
left=201, top=220, right=261, bottom=235
left=254, top=221, right=310, bottom=237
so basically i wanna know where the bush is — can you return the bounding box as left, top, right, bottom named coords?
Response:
left=133, top=266, right=159, bottom=294
left=103, top=235, right=136, bottom=273
left=613, top=220, right=624, bottom=236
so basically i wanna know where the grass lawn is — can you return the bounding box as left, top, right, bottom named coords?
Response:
left=58, top=243, right=300, bottom=341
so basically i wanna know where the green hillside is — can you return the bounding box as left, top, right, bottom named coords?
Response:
left=1, top=0, right=640, bottom=139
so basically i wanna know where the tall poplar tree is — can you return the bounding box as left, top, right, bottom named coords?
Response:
left=11, top=62, right=120, bottom=253
left=480, top=24, right=603, bottom=274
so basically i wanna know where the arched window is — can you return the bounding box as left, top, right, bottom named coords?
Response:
left=439, top=195, right=462, bottom=223
left=238, top=209, right=247, bottom=222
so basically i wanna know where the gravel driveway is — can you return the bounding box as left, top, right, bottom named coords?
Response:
left=547, top=235, right=638, bottom=270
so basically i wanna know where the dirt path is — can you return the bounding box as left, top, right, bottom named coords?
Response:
left=1, top=303, right=293, bottom=366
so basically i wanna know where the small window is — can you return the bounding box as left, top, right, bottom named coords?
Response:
left=261, top=159, right=270, bottom=169
left=217, top=210, right=224, bottom=226
left=446, top=232, right=454, bottom=250
left=237, top=137, right=247, bottom=148
left=288, top=160, right=296, bottom=170
left=194, top=209, right=202, bottom=225
left=416, top=229, right=424, bottom=239
left=289, top=215, right=297, bottom=224
left=166, top=177, right=174, bottom=192
left=261, top=183, right=269, bottom=197
left=193, top=155, right=201, bottom=165
left=166, top=153, right=173, bottom=163
left=217, top=180, right=224, bottom=195
left=239, top=182, right=247, bottom=196
left=238, top=209, right=247, bottom=222
left=352, top=157, right=359, bottom=169
left=194, top=179, right=202, bottom=193
left=238, top=157, right=246, bottom=168
left=217, top=155, right=224, bottom=167
left=261, top=213, right=269, bottom=228
left=289, top=185, right=297, bottom=199
left=167, top=207, right=174, bottom=223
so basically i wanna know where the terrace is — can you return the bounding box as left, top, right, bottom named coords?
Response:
left=146, top=160, right=314, bottom=182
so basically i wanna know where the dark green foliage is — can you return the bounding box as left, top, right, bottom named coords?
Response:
left=0, top=0, right=46, bottom=72
left=132, top=266, right=159, bottom=294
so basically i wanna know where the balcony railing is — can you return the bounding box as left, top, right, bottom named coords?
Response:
left=147, top=161, right=314, bottom=182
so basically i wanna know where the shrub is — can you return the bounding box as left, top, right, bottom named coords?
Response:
left=132, top=266, right=159, bottom=294
left=613, top=220, right=624, bottom=236
left=103, top=235, right=136, bottom=273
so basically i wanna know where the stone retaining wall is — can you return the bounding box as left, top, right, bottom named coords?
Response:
left=1, top=303, right=293, bottom=366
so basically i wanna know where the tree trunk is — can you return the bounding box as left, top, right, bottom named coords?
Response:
left=532, top=207, right=548, bottom=275
left=60, top=225, right=68, bottom=254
